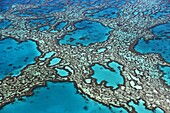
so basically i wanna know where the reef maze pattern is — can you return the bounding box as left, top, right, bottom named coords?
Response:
left=0, top=0, right=170, bottom=112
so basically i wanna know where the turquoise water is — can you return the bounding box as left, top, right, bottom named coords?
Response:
left=134, top=22, right=170, bottom=63
left=59, top=20, right=112, bottom=46
left=91, top=61, right=124, bottom=89
left=134, top=38, right=170, bottom=63
left=97, top=48, right=106, bottom=53
left=129, top=99, right=164, bottom=113
left=0, top=38, right=41, bottom=79
left=151, top=23, right=170, bottom=37
left=39, top=51, right=55, bottom=61
left=55, top=68, right=69, bottom=77
left=159, top=66, right=170, bottom=86
left=1, top=0, right=169, bottom=113
left=49, top=57, right=61, bottom=66
left=0, top=82, right=128, bottom=113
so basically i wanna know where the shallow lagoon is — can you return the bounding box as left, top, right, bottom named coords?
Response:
left=134, top=22, right=170, bottom=63
left=59, top=20, right=112, bottom=46
left=129, top=99, right=164, bottom=113
left=159, top=66, right=170, bottom=86
left=91, top=61, right=124, bottom=89
left=134, top=38, right=170, bottom=63
left=134, top=21, right=170, bottom=108
left=55, top=68, right=69, bottom=77
left=0, top=38, right=41, bottom=79
left=151, top=23, right=170, bottom=37
left=49, top=57, right=61, bottom=66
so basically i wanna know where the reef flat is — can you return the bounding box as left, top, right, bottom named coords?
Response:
left=0, top=0, right=170, bottom=113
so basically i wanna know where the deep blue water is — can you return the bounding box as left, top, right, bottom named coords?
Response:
left=150, top=3, right=170, bottom=19
left=159, top=66, right=170, bottom=86
left=86, top=7, right=119, bottom=19
left=8, top=0, right=65, bottom=16
left=28, top=18, right=48, bottom=27
left=0, top=0, right=34, bottom=13
left=28, top=17, right=56, bottom=31
left=91, top=61, right=124, bottom=89
left=134, top=23, right=170, bottom=63
left=0, top=19, right=11, bottom=29
left=85, top=0, right=126, bottom=16
left=129, top=99, right=164, bottom=113
left=0, top=0, right=55, bottom=13
left=23, top=4, right=65, bottom=16
left=59, top=20, right=112, bottom=46
left=0, top=82, right=128, bottom=113
left=0, top=0, right=116, bottom=14
left=39, top=25, right=50, bottom=31
left=50, top=21, right=68, bottom=33
left=0, top=38, right=41, bottom=79
left=56, top=21, right=68, bottom=31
